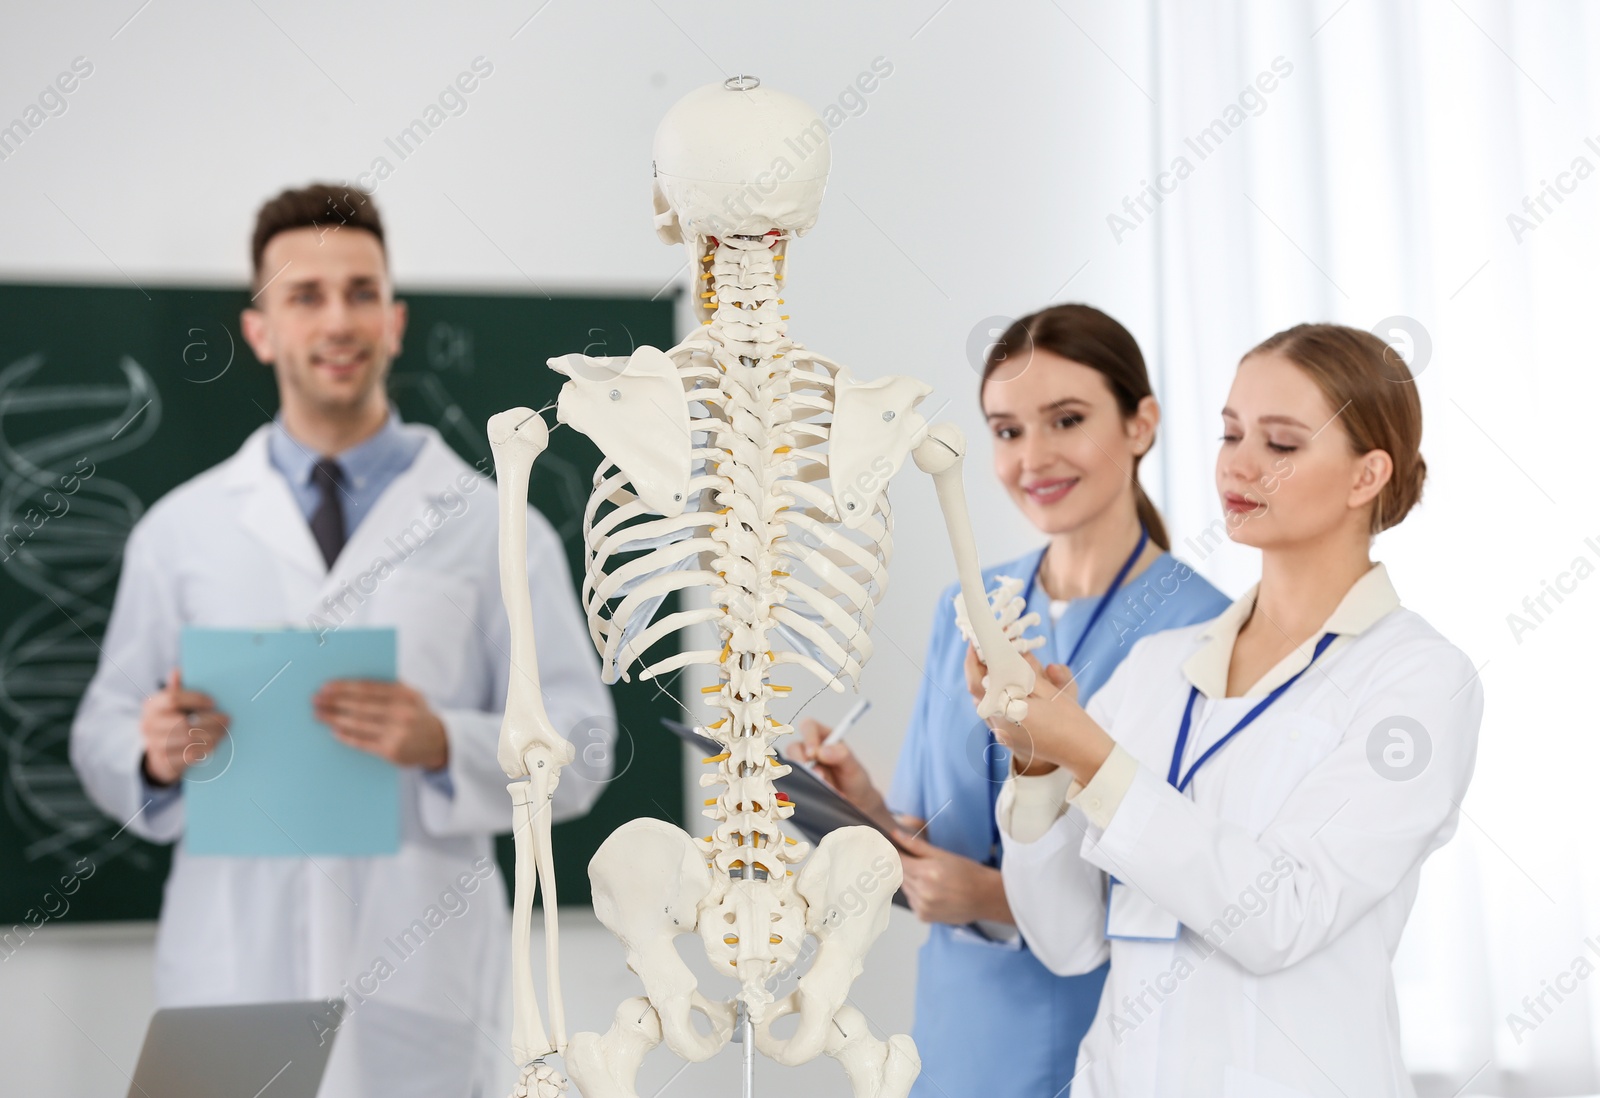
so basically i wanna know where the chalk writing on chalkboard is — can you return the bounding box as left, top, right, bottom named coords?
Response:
left=0, top=282, right=684, bottom=924
left=0, top=352, right=162, bottom=872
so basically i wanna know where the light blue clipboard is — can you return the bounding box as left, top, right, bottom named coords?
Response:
left=180, top=627, right=400, bottom=857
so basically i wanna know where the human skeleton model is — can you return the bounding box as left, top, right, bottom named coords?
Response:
left=486, top=78, right=1037, bottom=1098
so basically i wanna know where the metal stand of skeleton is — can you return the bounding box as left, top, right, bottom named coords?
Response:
left=486, top=77, right=1036, bottom=1098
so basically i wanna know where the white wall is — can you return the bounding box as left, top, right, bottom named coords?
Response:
left=0, top=1, right=1163, bottom=1094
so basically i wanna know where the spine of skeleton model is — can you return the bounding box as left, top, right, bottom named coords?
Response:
left=692, top=228, right=813, bottom=1010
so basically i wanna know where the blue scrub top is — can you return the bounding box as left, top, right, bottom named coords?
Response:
left=889, top=546, right=1230, bottom=1098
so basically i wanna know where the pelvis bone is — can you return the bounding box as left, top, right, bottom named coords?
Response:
left=755, top=826, right=903, bottom=1067
left=587, top=818, right=735, bottom=1062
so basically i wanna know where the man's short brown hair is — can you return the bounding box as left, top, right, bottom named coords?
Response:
left=251, top=183, right=386, bottom=288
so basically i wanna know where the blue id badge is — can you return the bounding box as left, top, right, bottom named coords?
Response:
left=1105, top=876, right=1181, bottom=941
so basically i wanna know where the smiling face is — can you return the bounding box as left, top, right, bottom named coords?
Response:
left=1217, top=351, right=1391, bottom=548
left=241, top=225, right=406, bottom=426
left=983, top=348, right=1158, bottom=536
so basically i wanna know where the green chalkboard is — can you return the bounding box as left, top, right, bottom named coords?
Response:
left=0, top=281, right=685, bottom=926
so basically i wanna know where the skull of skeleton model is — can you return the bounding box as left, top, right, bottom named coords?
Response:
left=651, top=74, right=831, bottom=262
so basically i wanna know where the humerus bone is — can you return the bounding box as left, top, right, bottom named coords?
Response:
left=914, top=424, right=1036, bottom=723
left=489, top=409, right=577, bottom=1076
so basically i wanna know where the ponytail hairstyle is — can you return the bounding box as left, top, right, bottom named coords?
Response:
left=980, top=304, right=1170, bottom=551
left=1246, top=323, right=1426, bottom=534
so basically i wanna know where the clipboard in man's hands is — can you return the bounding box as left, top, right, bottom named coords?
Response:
left=660, top=718, right=911, bottom=908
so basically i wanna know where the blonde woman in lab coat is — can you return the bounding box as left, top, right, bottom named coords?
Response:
left=974, top=323, right=1482, bottom=1097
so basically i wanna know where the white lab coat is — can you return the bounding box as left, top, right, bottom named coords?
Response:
left=70, top=424, right=614, bottom=1098
left=998, top=568, right=1482, bottom=1097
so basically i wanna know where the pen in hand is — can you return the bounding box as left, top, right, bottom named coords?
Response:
left=820, top=697, right=871, bottom=749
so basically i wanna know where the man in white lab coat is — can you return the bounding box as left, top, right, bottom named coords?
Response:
left=70, top=183, right=614, bottom=1097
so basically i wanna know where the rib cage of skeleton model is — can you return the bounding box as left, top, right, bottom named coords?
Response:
left=487, top=76, right=1036, bottom=1098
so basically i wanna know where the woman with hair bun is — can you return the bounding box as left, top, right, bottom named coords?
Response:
left=983, top=323, right=1480, bottom=1097
left=789, top=304, right=1230, bottom=1096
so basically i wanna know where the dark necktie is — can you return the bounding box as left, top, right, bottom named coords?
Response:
left=309, top=458, right=347, bottom=569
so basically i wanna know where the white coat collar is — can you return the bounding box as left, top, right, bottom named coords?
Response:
left=1182, top=561, right=1401, bottom=699
left=219, top=423, right=478, bottom=595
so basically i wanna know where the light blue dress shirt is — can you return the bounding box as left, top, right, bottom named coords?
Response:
left=889, top=545, right=1230, bottom=1098
left=266, top=406, right=426, bottom=545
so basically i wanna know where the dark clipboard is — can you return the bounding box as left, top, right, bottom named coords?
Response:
left=661, top=718, right=911, bottom=908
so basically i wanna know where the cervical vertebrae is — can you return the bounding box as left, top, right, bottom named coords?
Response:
left=488, top=76, right=1037, bottom=1098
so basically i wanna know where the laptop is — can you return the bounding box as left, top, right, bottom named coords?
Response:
left=126, top=999, right=343, bottom=1098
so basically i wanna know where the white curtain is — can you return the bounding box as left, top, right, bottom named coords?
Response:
left=1146, top=2, right=1600, bottom=1094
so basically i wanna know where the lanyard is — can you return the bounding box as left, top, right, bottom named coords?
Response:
left=984, top=526, right=1150, bottom=865
left=1165, top=631, right=1338, bottom=794
left=1019, top=524, right=1149, bottom=671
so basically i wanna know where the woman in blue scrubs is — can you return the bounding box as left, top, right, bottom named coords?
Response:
left=791, top=304, right=1230, bottom=1097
